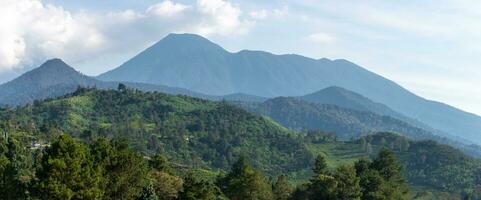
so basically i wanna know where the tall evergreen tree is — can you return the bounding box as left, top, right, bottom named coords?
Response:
left=100, top=138, right=149, bottom=200
left=371, top=148, right=404, bottom=184
left=33, top=134, right=103, bottom=200
left=218, top=157, right=273, bottom=200
left=178, top=172, right=224, bottom=200
left=313, top=154, right=328, bottom=176
left=272, top=174, right=293, bottom=200
left=333, top=165, right=361, bottom=200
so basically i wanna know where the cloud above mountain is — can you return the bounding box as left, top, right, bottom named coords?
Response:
left=1, top=0, right=481, bottom=115
left=0, top=0, right=258, bottom=76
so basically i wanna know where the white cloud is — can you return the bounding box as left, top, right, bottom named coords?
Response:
left=147, top=0, right=189, bottom=18
left=0, top=0, right=106, bottom=72
left=306, top=32, right=336, bottom=44
left=0, top=0, right=256, bottom=77
left=194, top=0, right=250, bottom=35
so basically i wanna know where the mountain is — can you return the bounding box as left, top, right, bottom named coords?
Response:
left=0, top=88, right=312, bottom=176
left=239, top=97, right=481, bottom=158
left=0, top=59, right=265, bottom=107
left=299, top=86, right=455, bottom=138
left=241, top=97, right=438, bottom=141
left=300, top=86, right=405, bottom=118
left=3, top=88, right=480, bottom=196
left=0, top=58, right=107, bottom=106
left=98, top=33, right=481, bottom=144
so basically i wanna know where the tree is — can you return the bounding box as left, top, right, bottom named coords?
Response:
left=33, top=134, right=103, bottom=200
left=178, top=172, right=224, bottom=200
left=355, top=150, right=409, bottom=200
left=118, top=83, right=127, bottom=92
left=0, top=136, right=33, bottom=200
left=138, top=181, right=159, bottom=200
left=272, top=174, right=293, bottom=200
left=371, top=148, right=405, bottom=186
left=150, top=153, right=170, bottom=173
left=93, top=138, right=149, bottom=200
left=334, top=165, right=361, bottom=200
left=308, top=174, right=338, bottom=200
left=218, top=157, right=273, bottom=200
left=151, top=171, right=183, bottom=200
left=313, top=154, right=328, bottom=176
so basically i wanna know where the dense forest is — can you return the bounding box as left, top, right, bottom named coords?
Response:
left=239, top=97, right=481, bottom=158
left=1, top=87, right=481, bottom=199
left=0, top=132, right=411, bottom=200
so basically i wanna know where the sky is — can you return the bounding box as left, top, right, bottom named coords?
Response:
left=1, top=0, right=481, bottom=116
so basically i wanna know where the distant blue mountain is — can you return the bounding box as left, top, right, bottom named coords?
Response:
left=98, top=33, right=481, bottom=144
left=0, top=59, right=264, bottom=106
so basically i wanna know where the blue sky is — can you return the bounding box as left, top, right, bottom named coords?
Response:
left=2, top=0, right=481, bottom=116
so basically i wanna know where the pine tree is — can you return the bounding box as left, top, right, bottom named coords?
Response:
left=313, top=154, right=328, bottom=176
left=334, top=165, right=361, bottom=200
left=33, top=134, right=103, bottom=200
left=308, top=174, right=338, bottom=200
left=178, top=172, right=224, bottom=200
left=101, top=138, right=150, bottom=200
left=272, top=174, right=293, bottom=200
left=371, top=148, right=405, bottom=185
left=218, top=157, right=273, bottom=200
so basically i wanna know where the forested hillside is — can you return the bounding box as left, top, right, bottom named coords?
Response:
left=241, top=97, right=438, bottom=140
left=240, top=97, right=481, bottom=158
left=1, top=87, right=481, bottom=199
left=97, top=33, right=481, bottom=145
left=0, top=87, right=311, bottom=175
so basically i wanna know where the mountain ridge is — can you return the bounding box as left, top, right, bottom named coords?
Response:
left=97, top=33, right=481, bottom=144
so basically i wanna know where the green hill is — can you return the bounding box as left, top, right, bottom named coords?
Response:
left=97, top=33, right=481, bottom=146
left=240, top=97, right=481, bottom=158
left=0, top=87, right=311, bottom=175
left=305, top=132, right=481, bottom=196
left=2, top=88, right=481, bottom=198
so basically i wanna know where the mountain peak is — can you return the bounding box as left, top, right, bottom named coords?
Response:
left=34, top=58, right=76, bottom=73
left=164, top=33, right=207, bottom=40
left=304, top=86, right=360, bottom=100
left=148, top=33, right=226, bottom=53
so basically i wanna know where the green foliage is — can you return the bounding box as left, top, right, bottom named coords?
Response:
left=0, top=88, right=477, bottom=198
left=138, top=181, right=159, bottom=200
left=242, top=97, right=438, bottom=140
left=149, top=153, right=170, bottom=173
left=333, top=165, right=362, bottom=200
left=178, top=172, right=225, bottom=200
left=99, top=138, right=149, bottom=200
left=151, top=171, right=183, bottom=200
left=33, top=134, right=103, bottom=200
left=272, top=175, right=294, bottom=200
left=312, top=154, right=328, bottom=176
left=354, top=149, right=409, bottom=200
left=0, top=89, right=312, bottom=176
left=217, top=157, right=274, bottom=200
left=0, top=136, right=33, bottom=199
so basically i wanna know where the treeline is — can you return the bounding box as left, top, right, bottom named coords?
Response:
left=0, top=134, right=409, bottom=200
left=2, top=87, right=481, bottom=198
left=239, top=97, right=437, bottom=140
left=0, top=88, right=312, bottom=176
left=359, top=133, right=481, bottom=195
